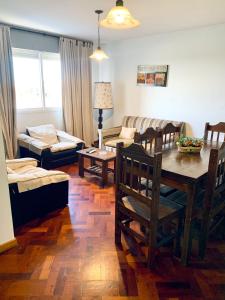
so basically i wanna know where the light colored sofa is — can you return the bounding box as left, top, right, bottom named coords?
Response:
left=102, top=116, right=185, bottom=149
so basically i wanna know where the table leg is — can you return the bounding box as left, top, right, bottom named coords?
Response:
left=181, top=183, right=197, bottom=266
left=102, top=161, right=108, bottom=188
left=113, top=159, right=116, bottom=183
left=91, top=158, right=96, bottom=166
left=78, top=154, right=84, bottom=177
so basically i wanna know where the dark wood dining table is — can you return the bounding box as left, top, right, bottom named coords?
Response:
left=159, top=142, right=219, bottom=265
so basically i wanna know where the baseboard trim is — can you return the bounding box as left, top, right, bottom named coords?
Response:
left=0, top=238, right=17, bottom=254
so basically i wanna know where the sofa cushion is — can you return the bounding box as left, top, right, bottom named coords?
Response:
left=119, top=127, right=137, bottom=139
left=105, top=138, right=134, bottom=148
left=50, top=142, right=77, bottom=153
left=27, top=124, right=58, bottom=145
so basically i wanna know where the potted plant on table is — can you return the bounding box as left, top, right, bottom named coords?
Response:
left=176, top=136, right=204, bottom=153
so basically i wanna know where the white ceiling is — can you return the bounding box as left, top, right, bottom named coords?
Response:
left=0, top=0, right=225, bottom=42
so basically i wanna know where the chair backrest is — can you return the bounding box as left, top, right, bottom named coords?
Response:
left=116, top=142, right=162, bottom=221
left=134, top=127, right=163, bottom=153
left=204, top=122, right=225, bottom=143
left=162, top=123, right=182, bottom=149
left=205, top=142, right=225, bottom=210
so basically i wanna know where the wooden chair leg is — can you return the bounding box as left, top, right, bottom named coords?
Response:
left=147, top=227, right=157, bottom=269
left=174, top=215, right=183, bottom=257
left=199, top=215, right=210, bottom=259
left=115, top=209, right=122, bottom=245
left=147, top=247, right=157, bottom=269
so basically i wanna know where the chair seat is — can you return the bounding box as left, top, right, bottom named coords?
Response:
left=141, top=178, right=176, bottom=197
left=160, top=185, right=177, bottom=197
left=121, top=195, right=183, bottom=222
left=167, top=189, right=205, bottom=208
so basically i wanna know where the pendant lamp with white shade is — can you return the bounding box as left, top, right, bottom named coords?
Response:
left=101, top=0, right=140, bottom=29
left=90, top=10, right=109, bottom=61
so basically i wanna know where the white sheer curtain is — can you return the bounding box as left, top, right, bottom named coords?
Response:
left=59, top=37, right=93, bottom=146
left=0, top=26, right=17, bottom=159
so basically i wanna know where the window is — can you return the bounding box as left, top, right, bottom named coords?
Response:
left=13, top=48, right=62, bottom=110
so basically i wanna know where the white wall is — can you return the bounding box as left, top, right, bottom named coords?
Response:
left=0, top=129, right=15, bottom=245
left=106, top=24, right=225, bottom=137
left=17, top=109, right=64, bottom=132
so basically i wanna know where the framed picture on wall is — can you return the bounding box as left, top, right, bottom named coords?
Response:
left=137, top=72, right=146, bottom=84
left=137, top=65, right=168, bottom=87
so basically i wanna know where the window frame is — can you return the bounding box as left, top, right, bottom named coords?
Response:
left=12, top=48, right=62, bottom=112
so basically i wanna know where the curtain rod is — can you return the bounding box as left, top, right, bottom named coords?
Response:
left=0, top=21, right=93, bottom=44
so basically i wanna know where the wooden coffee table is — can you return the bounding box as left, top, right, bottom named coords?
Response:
left=77, top=148, right=116, bottom=187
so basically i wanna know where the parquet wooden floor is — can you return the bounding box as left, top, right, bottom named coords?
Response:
left=0, top=162, right=225, bottom=300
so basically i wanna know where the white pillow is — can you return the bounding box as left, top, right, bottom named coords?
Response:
left=119, top=127, right=137, bottom=139
left=27, top=124, right=58, bottom=145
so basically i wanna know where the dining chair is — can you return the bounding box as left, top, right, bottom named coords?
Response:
left=115, top=142, right=184, bottom=268
left=199, top=142, right=225, bottom=258
left=162, top=123, right=182, bottom=149
left=134, top=127, right=163, bottom=153
left=204, top=122, right=225, bottom=143
left=134, top=125, right=177, bottom=197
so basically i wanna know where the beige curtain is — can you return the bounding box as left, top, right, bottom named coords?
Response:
left=0, top=26, right=17, bottom=159
left=59, top=37, right=93, bottom=146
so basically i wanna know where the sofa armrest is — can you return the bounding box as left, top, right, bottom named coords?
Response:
left=18, top=133, right=35, bottom=146
left=6, top=157, right=38, bottom=170
left=102, top=126, right=122, bottom=140
left=18, top=133, right=50, bottom=156
left=56, top=130, right=84, bottom=145
left=93, top=126, right=122, bottom=147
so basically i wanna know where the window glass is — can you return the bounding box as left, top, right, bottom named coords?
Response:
left=13, top=52, right=43, bottom=109
left=13, top=49, right=62, bottom=110
left=42, top=53, right=62, bottom=108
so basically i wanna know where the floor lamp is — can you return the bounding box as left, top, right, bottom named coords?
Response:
left=94, top=82, right=113, bottom=150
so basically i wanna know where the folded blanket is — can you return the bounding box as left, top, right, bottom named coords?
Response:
left=8, top=165, right=70, bottom=193
left=6, top=157, right=38, bottom=170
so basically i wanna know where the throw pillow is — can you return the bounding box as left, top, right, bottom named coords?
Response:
left=27, top=124, right=58, bottom=145
left=119, top=127, right=137, bottom=139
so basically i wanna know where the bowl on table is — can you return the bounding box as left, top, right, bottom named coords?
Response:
left=176, top=136, right=203, bottom=153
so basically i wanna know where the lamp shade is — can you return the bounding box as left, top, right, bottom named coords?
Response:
left=90, top=47, right=109, bottom=61
left=94, top=82, right=113, bottom=109
left=100, top=5, right=140, bottom=29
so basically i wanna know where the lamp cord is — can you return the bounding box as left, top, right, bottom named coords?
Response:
left=98, top=14, right=100, bottom=48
